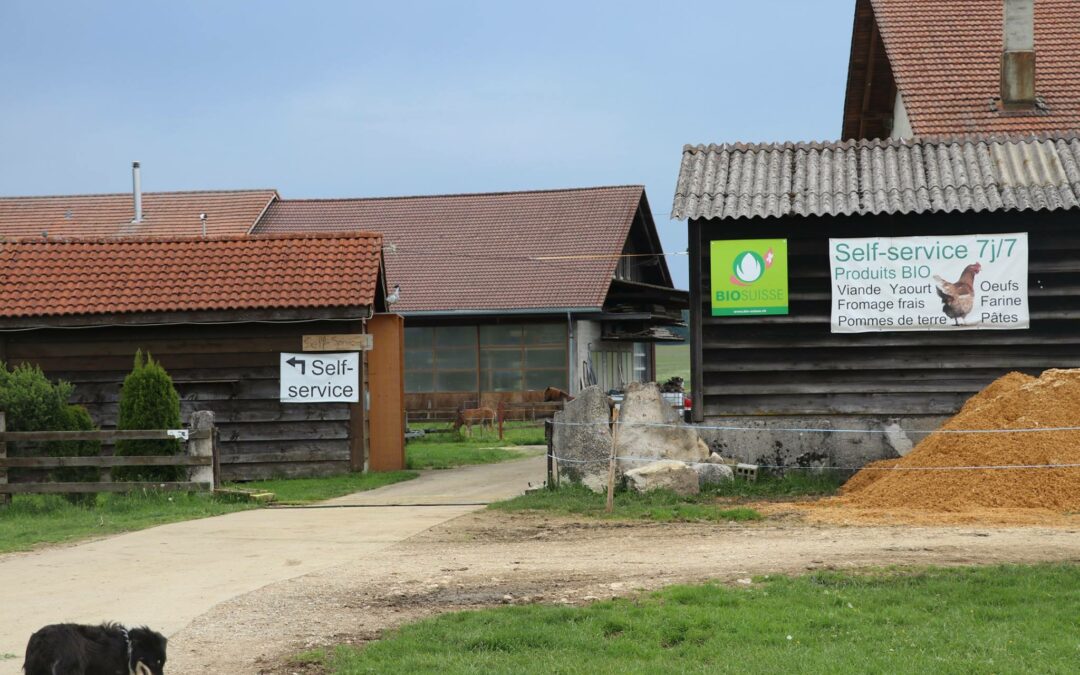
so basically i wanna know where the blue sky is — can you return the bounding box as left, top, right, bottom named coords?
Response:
left=0, top=1, right=854, bottom=287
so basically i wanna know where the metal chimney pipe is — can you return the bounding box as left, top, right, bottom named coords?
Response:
left=131, top=161, right=143, bottom=224
left=1001, top=0, right=1036, bottom=108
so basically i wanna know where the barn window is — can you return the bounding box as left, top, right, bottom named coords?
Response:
left=405, top=326, right=478, bottom=393
left=480, top=323, right=567, bottom=392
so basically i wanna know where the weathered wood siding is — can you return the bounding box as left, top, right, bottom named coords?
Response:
left=692, top=209, right=1080, bottom=420
left=2, top=321, right=367, bottom=480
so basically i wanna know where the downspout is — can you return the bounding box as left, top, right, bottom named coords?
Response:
left=567, top=311, right=575, bottom=394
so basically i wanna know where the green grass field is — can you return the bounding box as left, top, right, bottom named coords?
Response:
left=490, top=473, right=842, bottom=524
left=0, top=491, right=256, bottom=554
left=319, top=564, right=1080, bottom=674
left=406, top=421, right=546, bottom=470
left=0, top=471, right=418, bottom=553
left=491, top=484, right=760, bottom=523
left=654, top=344, right=690, bottom=388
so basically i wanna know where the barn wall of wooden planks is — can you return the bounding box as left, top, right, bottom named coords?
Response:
left=688, top=209, right=1080, bottom=462
left=0, top=319, right=394, bottom=480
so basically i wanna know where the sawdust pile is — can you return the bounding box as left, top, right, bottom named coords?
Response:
left=838, top=369, right=1080, bottom=513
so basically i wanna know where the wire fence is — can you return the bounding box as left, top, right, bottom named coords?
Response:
left=546, top=419, right=1080, bottom=472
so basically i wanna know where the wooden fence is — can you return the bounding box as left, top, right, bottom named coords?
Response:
left=0, top=410, right=217, bottom=503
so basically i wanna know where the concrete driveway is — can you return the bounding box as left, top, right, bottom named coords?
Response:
left=0, top=455, right=544, bottom=672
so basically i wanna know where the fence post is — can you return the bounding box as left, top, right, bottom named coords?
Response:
left=0, top=411, right=8, bottom=505
left=188, top=411, right=216, bottom=488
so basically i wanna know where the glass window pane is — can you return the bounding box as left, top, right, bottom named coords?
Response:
left=481, top=348, right=522, bottom=370
left=486, top=370, right=522, bottom=392
left=524, top=323, right=564, bottom=345
left=525, top=347, right=566, bottom=369
left=405, top=348, right=434, bottom=370
left=480, top=325, right=522, bottom=346
left=436, top=347, right=477, bottom=369
left=405, top=326, right=433, bottom=349
left=405, top=371, right=434, bottom=393
left=525, top=369, right=566, bottom=391
left=436, top=371, right=476, bottom=392
left=436, top=326, right=477, bottom=348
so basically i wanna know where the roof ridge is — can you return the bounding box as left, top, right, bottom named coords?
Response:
left=682, top=131, right=1080, bottom=154
left=274, top=184, right=645, bottom=204
left=0, top=188, right=279, bottom=201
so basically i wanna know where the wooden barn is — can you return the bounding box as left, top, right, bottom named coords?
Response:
left=254, top=186, right=688, bottom=419
left=671, top=0, right=1080, bottom=468
left=0, top=232, right=405, bottom=480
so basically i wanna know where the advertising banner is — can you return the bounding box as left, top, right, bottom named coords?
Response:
left=829, top=233, right=1029, bottom=333
left=710, top=239, right=789, bottom=316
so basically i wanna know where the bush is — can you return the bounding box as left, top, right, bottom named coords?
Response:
left=0, top=362, right=101, bottom=503
left=114, top=351, right=184, bottom=482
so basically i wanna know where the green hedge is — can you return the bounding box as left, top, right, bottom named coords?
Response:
left=0, top=362, right=101, bottom=503
left=114, top=350, right=183, bottom=482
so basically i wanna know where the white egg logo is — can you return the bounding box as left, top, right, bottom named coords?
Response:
left=733, top=251, right=764, bottom=284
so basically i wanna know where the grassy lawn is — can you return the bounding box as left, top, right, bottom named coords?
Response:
left=234, top=470, right=418, bottom=505
left=321, top=564, right=1080, bottom=674
left=406, top=421, right=545, bottom=470
left=0, top=470, right=418, bottom=553
left=490, top=472, right=843, bottom=523
left=491, top=484, right=761, bottom=523
left=0, top=491, right=256, bottom=554
left=654, top=343, right=690, bottom=388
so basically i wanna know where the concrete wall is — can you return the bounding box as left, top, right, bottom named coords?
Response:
left=572, top=319, right=602, bottom=393
left=890, top=92, right=913, bottom=139
left=698, top=414, right=948, bottom=472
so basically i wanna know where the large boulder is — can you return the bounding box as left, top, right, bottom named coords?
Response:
left=694, top=453, right=735, bottom=487
left=616, top=382, right=709, bottom=470
left=624, top=460, right=700, bottom=496
left=551, top=386, right=613, bottom=487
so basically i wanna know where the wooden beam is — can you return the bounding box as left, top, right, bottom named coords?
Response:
left=0, top=481, right=209, bottom=495
left=858, top=20, right=879, bottom=139
left=688, top=219, right=705, bottom=423
left=303, top=334, right=373, bottom=352
left=0, top=412, right=7, bottom=505
left=0, top=456, right=211, bottom=469
left=0, top=429, right=209, bottom=442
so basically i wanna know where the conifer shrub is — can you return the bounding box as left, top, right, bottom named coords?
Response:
left=0, top=362, right=101, bottom=503
left=114, top=350, right=184, bottom=482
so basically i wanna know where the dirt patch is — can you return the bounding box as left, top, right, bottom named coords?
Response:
left=167, top=509, right=1080, bottom=674
left=805, top=369, right=1080, bottom=525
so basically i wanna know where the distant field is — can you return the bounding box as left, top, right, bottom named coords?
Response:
left=654, top=344, right=690, bottom=388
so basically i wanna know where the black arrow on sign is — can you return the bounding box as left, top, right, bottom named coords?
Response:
left=286, top=357, right=307, bottom=375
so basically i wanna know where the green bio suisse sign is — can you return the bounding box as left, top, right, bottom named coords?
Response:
left=710, top=239, right=789, bottom=316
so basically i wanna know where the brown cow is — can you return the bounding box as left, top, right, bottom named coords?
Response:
left=453, top=406, right=496, bottom=436
left=543, top=386, right=574, bottom=402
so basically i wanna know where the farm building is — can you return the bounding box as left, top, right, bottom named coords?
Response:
left=0, top=232, right=405, bottom=480
left=672, top=0, right=1080, bottom=467
left=254, top=186, right=688, bottom=419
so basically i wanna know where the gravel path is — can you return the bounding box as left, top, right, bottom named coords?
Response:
left=169, top=510, right=1080, bottom=674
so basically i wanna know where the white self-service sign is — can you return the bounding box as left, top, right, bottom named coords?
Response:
left=280, top=352, right=360, bottom=403
left=829, top=233, right=1029, bottom=333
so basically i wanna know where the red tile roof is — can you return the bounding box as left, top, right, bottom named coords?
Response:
left=0, top=233, right=382, bottom=319
left=254, top=186, right=648, bottom=313
left=0, top=189, right=277, bottom=239
left=871, top=0, right=1080, bottom=135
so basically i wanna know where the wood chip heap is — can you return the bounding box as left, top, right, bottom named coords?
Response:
left=839, top=369, right=1080, bottom=513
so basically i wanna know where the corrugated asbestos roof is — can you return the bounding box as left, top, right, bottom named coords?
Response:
left=672, top=134, right=1080, bottom=221
left=0, top=232, right=382, bottom=319
left=255, top=186, right=648, bottom=313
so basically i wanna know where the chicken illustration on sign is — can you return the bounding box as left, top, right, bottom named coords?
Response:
left=933, top=262, right=981, bottom=325
left=829, top=234, right=1028, bottom=333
